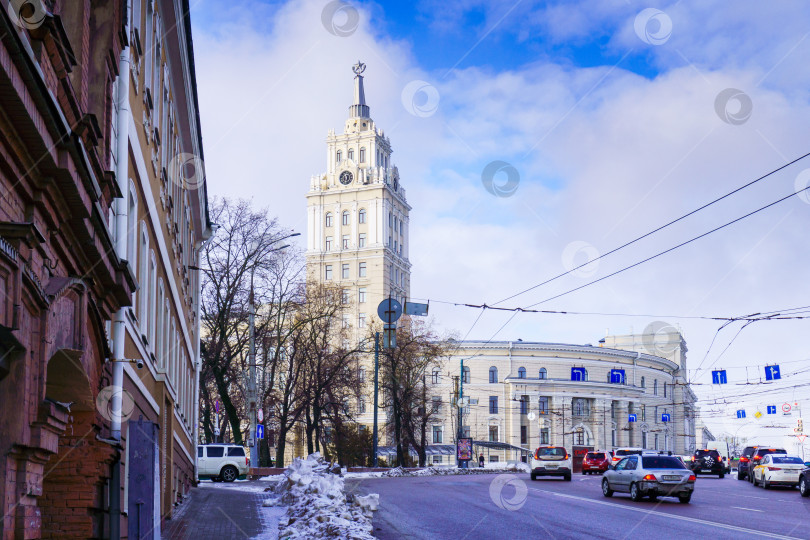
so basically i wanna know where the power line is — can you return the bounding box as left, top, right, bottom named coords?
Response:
left=493, top=150, right=810, bottom=306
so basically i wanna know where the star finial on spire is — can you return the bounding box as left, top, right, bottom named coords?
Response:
left=352, top=61, right=366, bottom=76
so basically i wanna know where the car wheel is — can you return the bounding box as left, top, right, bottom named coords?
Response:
left=752, top=474, right=758, bottom=486
left=602, top=478, right=613, bottom=497
left=800, top=477, right=810, bottom=497
left=649, top=494, right=658, bottom=501
left=530, top=472, right=537, bottom=481
left=719, top=472, right=724, bottom=479
left=564, top=473, right=572, bottom=481
left=678, top=492, right=692, bottom=504
left=220, top=465, right=239, bottom=483
left=582, top=470, right=587, bottom=475
left=630, top=483, right=644, bottom=502
left=737, top=471, right=746, bottom=481
left=762, top=478, right=770, bottom=490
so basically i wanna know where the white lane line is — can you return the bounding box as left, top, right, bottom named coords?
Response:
left=732, top=506, right=764, bottom=512
left=527, top=488, right=801, bottom=540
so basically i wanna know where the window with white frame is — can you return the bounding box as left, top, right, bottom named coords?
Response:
left=341, top=289, right=349, bottom=304
left=341, top=263, right=349, bottom=279
left=325, top=213, right=333, bottom=227
left=489, top=426, right=498, bottom=442
left=358, top=209, right=366, bottom=223
left=432, top=368, right=440, bottom=384
left=432, top=425, right=443, bottom=444
left=359, top=399, right=366, bottom=414
left=325, top=265, right=333, bottom=280
left=348, top=149, right=354, bottom=161
left=358, top=262, right=366, bottom=277
left=358, top=287, right=366, bottom=303
left=342, top=211, right=349, bottom=226
left=149, top=252, right=157, bottom=346
left=336, top=150, right=341, bottom=163
left=342, top=235, right=349, bottom=249
left=156, top=281, right=164, bottom=368
left=139, top=224, right=149, bottom=326
left=358, top=313, right=366, bottom=328
left=359, top=148, right=366, bottom=162
left=325, top=236, right=332, bottom=251
left=432, top=455, right=442, bottom=464
left=358, top=233, right=366, bottom=248
left=359, top=368, right=366, bottom=383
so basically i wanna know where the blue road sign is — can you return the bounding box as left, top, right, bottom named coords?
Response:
left=736, top=409, right=746, bottom=419
left=256, top=424, right=264, bottom=440
left=765, top=365, right=781, bottom=381
left=712, top=370, right=728, bottom=384
left=629, top=414, right=637, bottom=422
left=377, top=298, right=403, bottom=323
left=767, top=405, right=777, bottom=415
left=571, top=367, right=587, bottom=381
left=661, top=413, right=671, bottom=423
left=610, top=369, right=625, bottom=384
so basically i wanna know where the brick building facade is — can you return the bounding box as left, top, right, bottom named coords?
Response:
left=0, top=0, right=209, bottom=538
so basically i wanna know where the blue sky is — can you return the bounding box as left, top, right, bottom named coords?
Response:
left=190, top=0, right=810, bottom=445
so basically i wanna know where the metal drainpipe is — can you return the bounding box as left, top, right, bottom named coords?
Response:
left=110, top=2, right=132, bottom=537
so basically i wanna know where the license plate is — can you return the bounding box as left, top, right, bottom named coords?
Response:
left=663, top=475, right=681, bottom=481
left=701, top=469, right=712, bottom=472
left=545, top=464, right=557, bottom=469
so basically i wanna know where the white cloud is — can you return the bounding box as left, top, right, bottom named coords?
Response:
left=192, top=0, right=810, bottom=442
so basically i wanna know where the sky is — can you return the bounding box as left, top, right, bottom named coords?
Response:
left=189, top=0, right=810, bottom=450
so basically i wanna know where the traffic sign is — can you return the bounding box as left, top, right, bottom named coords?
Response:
left=754, top=410, right=762, bottom=419
left=767, top=405, right=776, bottom=415
left=712, top=370, right=728, bottom=384
left=628, top=414, right=637, bottom=422
left=377, top=298, right=403, bottom=323
left=404, top=301, right=429, bottom=316
left=661, top=413, right=671, bottom=423
left=571, top=367, right=587, bottom=381
left=798, top=434, right=807, bottom=443
left=256, top=424, right=264, bottom=440
left=214, top=426, right=220, bottom=436
left=258, top=408, right=264, bottom=423
left=765, top=365, right=781, bottom=381
left=215, top=400, right=220, bottom=413
left=736, top=409, right=746, bottom=419
left=782, top=403, right=792, bottom=413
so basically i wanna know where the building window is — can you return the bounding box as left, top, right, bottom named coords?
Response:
left=336, top=150, right=341, bottom=163
left=342, top=315, right=350, bottom=329
left=612, top=427, right=616, bottom=447
left=342, top=235, right=349, bottom=249
left=358, top=209, right=366, bottom=223
left=573, top=398, right=589, bottom=416
left=325, top=212, right=333, bottom=227
left=640, top=376, right=645, bottom=389
left=462, top=366, right=470, bottom=384
left=520, top=395, right=529, bottom=415
left=358, top=262, right=367, bottom=277
left=432, top=455, right=442, bottom=464
left=341, top=289, right=349, bottom=304
left=388, top=212, right=393, bottom=228
left=520, top=425, right=528, bottom=444
left=348, top=149, right=354, bottom=161
left=341, top=263, right=349, bottom=279
left=611, top=401, right=616, bottom=419
left=574, top=428, right=585, bottom=445
left=539, top=397, right=549, bottom=415
left=432, top=369, right=440, bottom=384
left=432, top=425, right=443, bottom=444
left=641, top=405, right=646, bottom=422
left=325, top=265, right=333, bottom=280
left=518, top=367, right=526, bottom=379
left=359, top=148, right=366, bottom=162
left=664, top=382, right=667, bottom=398
left=654, top=406, right=659, bottom=423
left=489, top=367, right=498, bottom=383
left=538, top=368, right=547, bottom=379
left=431, top=396, right=441, bottom=414
left=642, top=431, right=648, bottom=449
left=325, top=236, right=333, bottom=251
left=359, top=399, right=366, bottom=414
left=461, top=426, right=471, bottom=438
left=358, top=313, right=366, bottom=328
left=359, top=368, right=366, bottom=382
left=358, top=287, right=367, bottom=303
left=489, top=396, right=498, bottom=414
left=541, top=428, right=550, bottom=445
left=358, top=233, right=366, bottom=248
left=653, top=379, right=658, bottom=395
left=489, top=426, right=498, bottom=442
left=342, top=211, right=349, bottom=226
left=654, top=433, right=659, bottom=450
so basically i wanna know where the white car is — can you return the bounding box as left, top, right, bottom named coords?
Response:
left=530, top=446, right=572, bottom=481
left=198, top=444, right=249, bottom=482
left=751, top=454, right=805, bottom=489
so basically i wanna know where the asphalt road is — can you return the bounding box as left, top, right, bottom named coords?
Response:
left=347, top=472, right=810, bottom=540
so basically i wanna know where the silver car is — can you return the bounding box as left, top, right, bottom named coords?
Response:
left=602, top=454, right=696, bottom=503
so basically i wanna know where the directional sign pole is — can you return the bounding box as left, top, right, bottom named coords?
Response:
left=373, top=332, right=380, bottom=467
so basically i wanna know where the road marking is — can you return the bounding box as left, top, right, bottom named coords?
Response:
left=732, top=506, right=764, bottom=512
left=527, top=488, right=801, bottom=540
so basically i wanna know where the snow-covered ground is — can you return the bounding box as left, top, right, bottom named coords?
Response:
left=344, top=460, right=530, bottom=479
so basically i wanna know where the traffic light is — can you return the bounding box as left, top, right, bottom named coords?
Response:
left=797, top=418, right=804, bottom=433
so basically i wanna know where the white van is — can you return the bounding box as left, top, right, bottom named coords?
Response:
left=706, top=441, right=730, bottom=473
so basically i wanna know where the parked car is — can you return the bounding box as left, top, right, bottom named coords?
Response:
left=691, top=449, right=725, bottom=478
left=530, top=446, right=572, bottom=481
left=800, top=466, right=810, bottom=497
left=198, top=443, right=249, bottom=482
left=582, top=451, right=611, bottom=475
left=602, top=454, right=695, bottom=503
left=748, top=447, right=787, bottom=484
left=737, top=446, right=756, bottom=481
left=751, top=454, right=805, bottom=488
left=610, top=447, right=645, bottom=466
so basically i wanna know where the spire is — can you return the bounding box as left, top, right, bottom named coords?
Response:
left=350, top=61, right=370, bottom=118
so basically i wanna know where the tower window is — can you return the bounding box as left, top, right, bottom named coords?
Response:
left=325, top=213, right=333, bottom=227
left=359, top=148, right=366, bottom=162
left=358, top=262, right=367, bottom=277
left=358, top=209, right=366, bottom=223
left=336, top=150, right=342, bottom=163
left=348, top=149, right=354, bottom=161
left=342, top=211, right=349, bottom=226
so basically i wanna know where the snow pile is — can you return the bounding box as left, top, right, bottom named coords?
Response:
left=378, top=463, right=529, bottom=478
left=272, top=453, right=378, bottom=539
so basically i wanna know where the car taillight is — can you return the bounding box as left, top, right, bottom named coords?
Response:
left=767, top=467, right=782, bottom=471
left=246, top=456, right=249, bottom=467
left=740, top=457, right=749, bottom=462
left=753, top=456, right=762, bottom=461
left=642, top=474, right=656, bottom=481
left=688, top=475, right=696, bottom=482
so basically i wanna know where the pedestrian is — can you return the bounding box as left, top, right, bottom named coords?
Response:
left=479, top=454, right=485, bottom=468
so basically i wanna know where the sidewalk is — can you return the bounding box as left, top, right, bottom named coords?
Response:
left=162, top=482, right=270, bottom=539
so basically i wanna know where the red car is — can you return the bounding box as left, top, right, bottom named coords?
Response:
left=581, top=451, right=611, bottom=474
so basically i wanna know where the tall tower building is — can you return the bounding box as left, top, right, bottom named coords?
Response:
left=307, top=62, right=411, bottom=333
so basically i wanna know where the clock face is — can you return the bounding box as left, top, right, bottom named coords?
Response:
left=339, top=171, right=353, bottom=185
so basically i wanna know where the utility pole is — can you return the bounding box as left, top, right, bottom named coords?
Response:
left=373, top=332, right=380, bottom=467
left=453, top=375, right=460, bottom=466
left=248, top=267, right=258, bottom=469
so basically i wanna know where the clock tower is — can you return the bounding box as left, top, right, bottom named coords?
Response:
left=306, top=62, right=411, bottom=335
